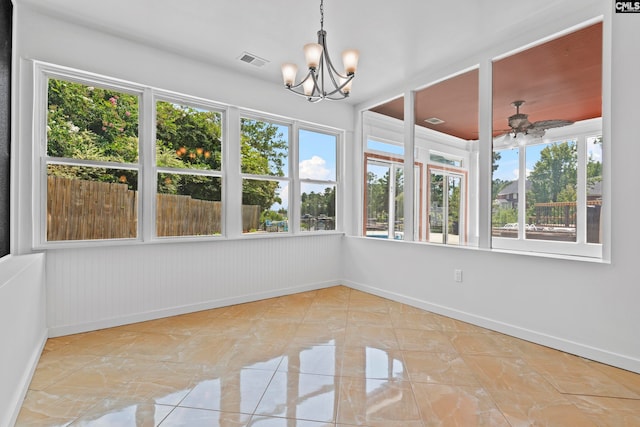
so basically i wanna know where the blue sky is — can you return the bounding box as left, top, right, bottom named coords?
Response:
left=270, top=127, right=337, bottom=211
left=494, top=142, right=560, bottom=181
left=494, top=138, right=601, bottom=182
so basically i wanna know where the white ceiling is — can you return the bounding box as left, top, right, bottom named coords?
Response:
left=16, top=0, right=597, bottom=106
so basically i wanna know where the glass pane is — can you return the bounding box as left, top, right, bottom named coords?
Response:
left=156, top=101, right=222, bottom=171
left=367, top=139, right=404, bottom=156
left=47, top=79, right=139, bottom=162
left=492, top=148, right=519, bottom=238
left=156, top=173, right=221, bottom=237
left=428, top=174, right=444, bottom=243
left=300, top=183, right=336, bottom=232
left=241, top=118, right=288, bottom=177
left=447, top=175, right=462, bottom=244
left=242, top=179, right=287, bottom=234
left=393, top=165, right=404, bottom=239
left=430, top=153, right=462, bottom=167
left=586, top=136, right=603, bottom=243
left=365, top=162, right=390, bottom=238
left=47, top=164, right=137, bottom=241
left=526, top=140, right=577, bottom=242
left=299, top=130, right=336, bottom=181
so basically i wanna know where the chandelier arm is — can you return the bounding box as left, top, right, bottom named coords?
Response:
left=282, top=0, right=357, bottom=102
left=316, top=32, right=352, bottom=98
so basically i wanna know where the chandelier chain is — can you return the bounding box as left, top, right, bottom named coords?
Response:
left=320, top=0, right=324, bottom=32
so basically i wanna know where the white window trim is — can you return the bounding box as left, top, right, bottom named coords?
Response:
left=152, top=92, right=227, bottom=240
left=298, top=125, right=340, bottom=234
left=32, top=61, right=344, bottom=248
left=492, top=118, right=603, bottom=258
left=34, top=62, right=146, bottom=248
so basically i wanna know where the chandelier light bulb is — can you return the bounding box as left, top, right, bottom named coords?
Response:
left=302, top=78, right=316, bottom=96
left=303, top=43, right=323, bottom=69
left=340, top=76, right=353, bottom=94
left=281, top=63, right=298, bottom=86
left=342, top=49, right=359, bottom=74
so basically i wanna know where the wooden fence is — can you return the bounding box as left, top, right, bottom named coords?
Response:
left=47, top=176, right=260, bottom=240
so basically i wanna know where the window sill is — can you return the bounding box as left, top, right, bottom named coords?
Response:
left=352, top=235, right=608, bottom=264
left=34, top=231, right=345, bottom=251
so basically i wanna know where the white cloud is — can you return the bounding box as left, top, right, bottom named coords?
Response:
left=299, top=156, right=330, bottom=180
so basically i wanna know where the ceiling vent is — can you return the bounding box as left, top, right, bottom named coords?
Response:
left=238, top=52, right=269, bottom=68
left=425, top=117, right=445, bottom=125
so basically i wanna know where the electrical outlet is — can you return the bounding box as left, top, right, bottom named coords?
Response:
left=454, top=269, right=463, bottom=282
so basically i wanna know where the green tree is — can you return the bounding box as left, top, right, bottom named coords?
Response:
left=528, top=141, right=577, bottom=204
left=47, top=80, right=289, bottom=210
left=240, top=119, right=287, bottom=212
left=47, top=79, right=140, bottom=187
left=155, top=101, right=222, bottom=200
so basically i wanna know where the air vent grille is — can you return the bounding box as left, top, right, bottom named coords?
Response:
left=238, top=52, right=269, bottom=68
left=425, top=117, right=445, bottom=125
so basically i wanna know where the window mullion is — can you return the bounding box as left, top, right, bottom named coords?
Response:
left=576, top=135, right=587, bottom=244
left=518, top=144, right=527, bottom=239
left=290, top=122, right=300, bottom=234
left=141, top=88, right=155, bottom=242
left=226, top=107, right=242, bottom=239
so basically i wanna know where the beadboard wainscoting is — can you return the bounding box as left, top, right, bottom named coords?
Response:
left=45, top=234, right=343, bottom=337
left=0, top=254, right=46, bottom=427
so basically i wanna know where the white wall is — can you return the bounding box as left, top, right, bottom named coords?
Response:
left=10, top=5, right=345, bottom=337
left=343, top=9, right=640, bottom=373
left=0, top=254, right=46, bottom=427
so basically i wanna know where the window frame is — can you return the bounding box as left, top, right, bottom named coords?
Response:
left=239, top=113, right=292, bottom=235
left=36, top=65, right=145, bottom=247
left=33, top=62, right=344, bottom=248
left=491, top=118, right=603, bottom=258
left=152, top=92, right=227, bottom=239
left=298, top=125, right=340, bottom=233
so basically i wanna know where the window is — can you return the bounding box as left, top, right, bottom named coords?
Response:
left=426, top=165, right=467, bottom=245
left=299, top=129, right=338, bottom=232
left=492, top=123, right=602, bottom=257
left=45, top=77, right=141, bottom=242
left=155, top=99, right=223, bottom=237
left=36, top=63, right=342, bottom=246
left=240, top=117, right=290, bottom=234
left=365, top=155, right=404, bottom=239
left=491, top=22, right=603, bottom=258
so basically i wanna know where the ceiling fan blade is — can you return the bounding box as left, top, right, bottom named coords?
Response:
left=530, top=119, right=574, bottom=130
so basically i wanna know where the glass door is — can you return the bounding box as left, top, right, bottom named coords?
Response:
left=365, top=158, right=412, bottom=240
left=428, top=170, right=465, bottom=245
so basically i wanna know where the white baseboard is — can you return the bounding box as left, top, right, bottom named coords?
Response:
left=48, top=280, right=340, bottom=338
left=4, top=330, right=47, bottom=427
left=343, top=279, right=640, bottom=374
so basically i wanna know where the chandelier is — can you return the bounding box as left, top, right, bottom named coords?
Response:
left=281, top=0, right=359, bottom=102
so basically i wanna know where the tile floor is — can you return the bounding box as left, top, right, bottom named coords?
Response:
left=15, top=286, right=640, bottom=426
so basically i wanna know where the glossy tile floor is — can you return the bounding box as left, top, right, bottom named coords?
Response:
left=16, top=286, right=640, bottom=426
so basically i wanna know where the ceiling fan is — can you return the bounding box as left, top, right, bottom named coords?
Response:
left=505, top=100, right=574, bottom=138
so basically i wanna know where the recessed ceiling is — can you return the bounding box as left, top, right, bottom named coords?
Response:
left=15, top=0, right=601, bottom=107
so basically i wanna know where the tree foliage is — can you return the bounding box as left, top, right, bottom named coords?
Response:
left=47, top=80, right=288, bottom=209
left=240, top=118, right=287, bottom=212
left=527, top=141, right=577, bottom=204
